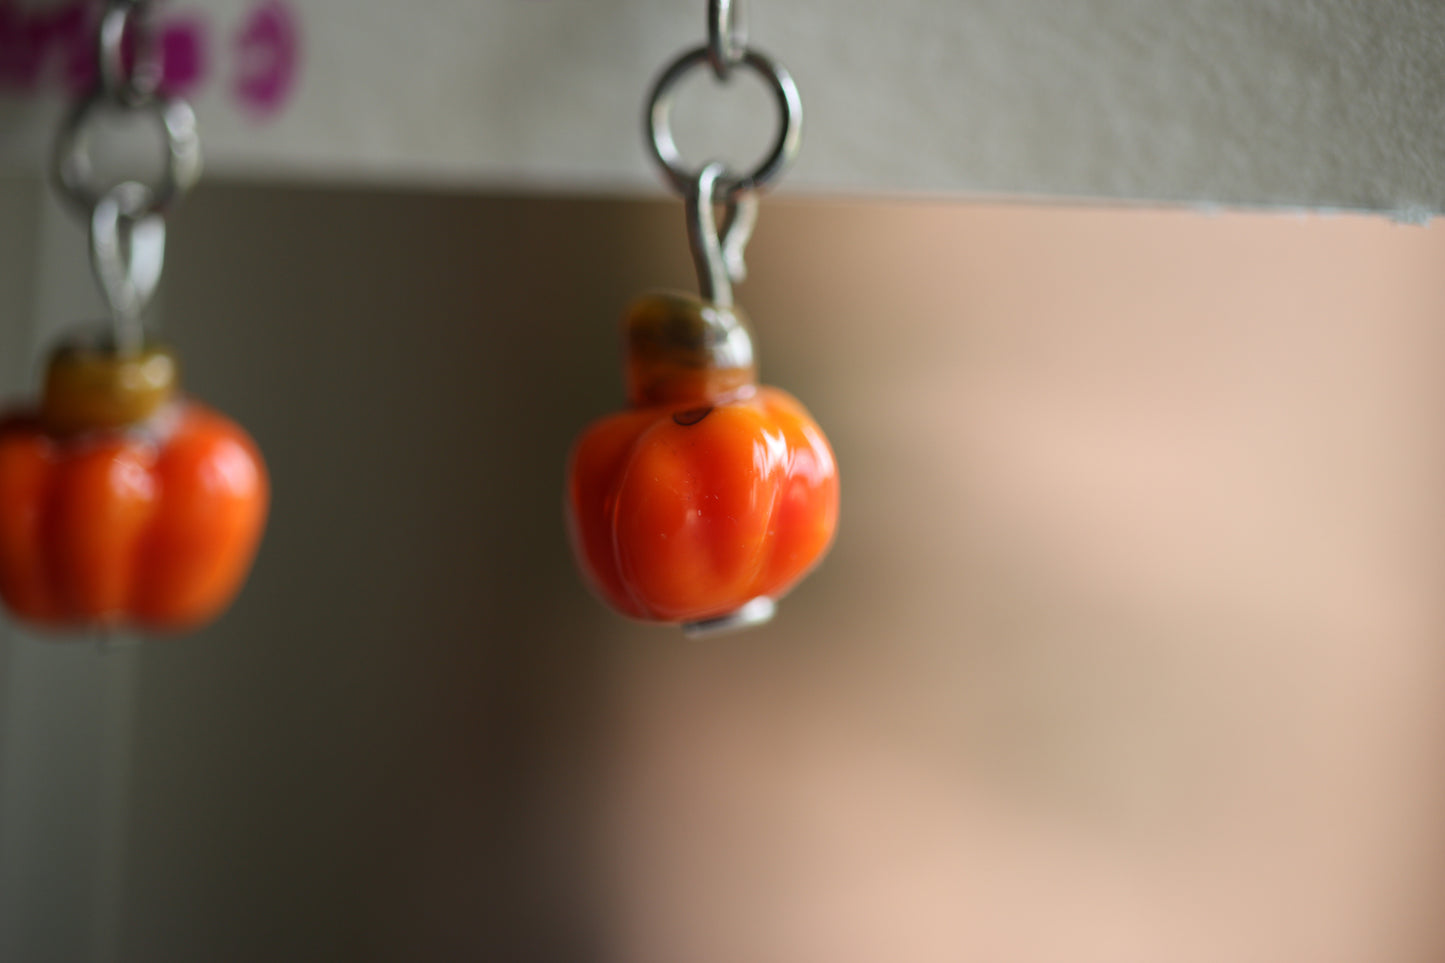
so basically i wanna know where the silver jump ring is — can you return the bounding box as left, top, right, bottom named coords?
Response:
left=98, top=0, right=160, bottom=106
left=706, top=0, right=747, bottom=79
left=52, top=89, right=202, bottom=218
left=646, top=44, right=802, bottom=201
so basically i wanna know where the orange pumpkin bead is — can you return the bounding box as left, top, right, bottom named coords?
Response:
left=0, top=340, right=268, bottom=633
left=567, top=292, right=838, bottom=628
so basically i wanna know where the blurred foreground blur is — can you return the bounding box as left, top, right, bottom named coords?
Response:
left=1, top=184, right=1443, bottom=962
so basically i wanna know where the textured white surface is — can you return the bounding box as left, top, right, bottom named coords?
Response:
left=3, top=0, right=1445, bottom=211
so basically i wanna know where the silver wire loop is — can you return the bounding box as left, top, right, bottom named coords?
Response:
left=646, top=44, right=802, bottom=201
left=683, top=596, right=776, bottom=637
left=90, top=181, right=166, bottom=353
left=706, top=0, right=747, bottom=79
left=97, top=0, right=161, bottom=107
left=52, top=90, right=202, bottom=218
left=718, top=185, right=757, bottom=286
left=686, top=161, right=759, bottom=307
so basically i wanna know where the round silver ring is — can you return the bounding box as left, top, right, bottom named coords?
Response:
left=52, top=89, right=202, bottom=217
left=646, top=44, right=802, bottom=199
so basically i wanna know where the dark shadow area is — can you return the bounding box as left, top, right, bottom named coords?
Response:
left=121, top=184, right=680, bottom=962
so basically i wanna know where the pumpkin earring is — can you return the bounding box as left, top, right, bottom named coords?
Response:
left=566, top=0, right=838, bottom=635
left=0, top=0, right=268, bottom=634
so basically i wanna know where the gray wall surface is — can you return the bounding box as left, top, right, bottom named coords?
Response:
left=4, top=0, right=1445, bottom=212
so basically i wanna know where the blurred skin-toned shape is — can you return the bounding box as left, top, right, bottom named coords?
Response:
left=40, top=188, right=1439, bottom=963
left=599, top=203, right=1445, bottom=963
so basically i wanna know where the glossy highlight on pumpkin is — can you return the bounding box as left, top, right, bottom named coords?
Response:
left=0, top=342, right=268, bottom=633
left=567, top=292, right=839, bottom=625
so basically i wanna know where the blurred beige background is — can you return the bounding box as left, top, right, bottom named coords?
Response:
left=1, top=184, right=1444, bottom=962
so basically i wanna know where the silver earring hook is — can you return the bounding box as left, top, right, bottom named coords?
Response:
left=650, top=0, right=796, bottom=307
left=52, top=0, right=199, bottom=353
left=686, top=161, right=758, bottom=307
